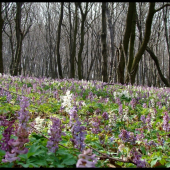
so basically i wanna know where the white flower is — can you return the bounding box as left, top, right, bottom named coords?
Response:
left=34, top=116, right=45, bottom=131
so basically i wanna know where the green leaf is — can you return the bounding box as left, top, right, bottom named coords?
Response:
left=61, top=157, right=76, bottom=165
left=151, top=159, right=158, bottom=167
left=18, top=153, right=28, bottom=160
left=165, top=162, right=170, bottom=168
left=0, top=149, right=5, bottom=156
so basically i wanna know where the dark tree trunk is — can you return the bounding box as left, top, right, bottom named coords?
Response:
left=117, top=2, right=136, bottom=84
left=56, top=2, right=64, bottom=79
left=70, top=3, right=78, bottom=78
left=13, top=2, right=23, bottom=76
left=129, top=3, right=155, bottom=85
left=101, top=2, right=108, bottom=82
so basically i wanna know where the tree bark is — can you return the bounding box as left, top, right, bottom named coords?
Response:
left=56, top=2, right=64, bottom=79
left=77, top=2, right=89, bottom=80
left=13, top=2, right=23, bottom=76
left=101, top=2, right=108, bottom=82
left=117, top=2, right=136, bottom=84
left=70, top=3, right=78, bottom=78
left=0, top=2, right=4, bottom=74
left=146, top=46, right=170, bottom=87
left=129, top=3, right=155, bottom=85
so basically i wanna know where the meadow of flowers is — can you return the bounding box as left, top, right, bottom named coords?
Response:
left=0, top=74, right=170, bottom=168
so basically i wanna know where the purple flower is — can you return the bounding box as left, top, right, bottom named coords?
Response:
left=130, top=98, right=136, bottom=109
left=119, top=104, right=123, bottom=115
left=140, top=115, right=146, bottom=124
left=71, top=120, right=87, bottom=152
left=47, top=117, right=65, bottom=153
left=0, top=117, right=15, bottom=152
left=6, top=92, right=12, bottom=102
left=69, top=106, right=78, bottom=127
left=119, top=129, right=136, bottom=144
left=91, top=117, right=101, bottom=134
left=162, top=111, right=170, bottom=132
left=142, top=103, right=147, bottom=108
left=115, top=97, right=121, bottom=105
left=130, top=147, right=146, bottom=168
left=102, top=112, right=109, bottom=120
left=146, top=113, right=152, bottom=130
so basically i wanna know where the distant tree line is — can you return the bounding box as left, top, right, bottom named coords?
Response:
left=0, top=2, right=170, bottom=87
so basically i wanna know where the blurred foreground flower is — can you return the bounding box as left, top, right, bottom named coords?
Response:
left=76, top=149, right=98, bottom=168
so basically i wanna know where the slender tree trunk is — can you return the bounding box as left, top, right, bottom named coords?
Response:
left=146, top=46, right=170, bottom=87
left=77, top=2, right=88, bottom=80
left=56, top=2, right=64, bottom=79
left=0, top=2, right=4, bottom=74
left=70, top=3, right=78, bottom=78
left=101, top=2, right=108, bottom=82
left=13, top=2, right=23, bottom=76
left=106, top=2, right=115, bottom=82
left=117, top=2, right=136, bottom=84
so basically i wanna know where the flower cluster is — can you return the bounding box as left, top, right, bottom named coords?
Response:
left=119, top=129, right=136, bottom=145
left=91, top=117, right=101, bottom=134
left=47, top=117, right=65, bottom=153
left=34, top=116, right=45, bottom=131
left=70, top=119, right=87, bottom=152
left=146, top=113, right=152, bottom=131
left=102, top=112, right=109, bottom=120
left=162, top=111, right=170, bottom=132
left=130, top=147, right=147, bottom=168
left=2, top=96, right=30, bottom=163
left=0, top=116, right=15, bottom=152
left=76, top=149, right=98, bottom=168
left=69, top=106, right=78, bottom=127
left=60, top=90, right=73, bottom=113
left=130, top=98, right=136, bottom=109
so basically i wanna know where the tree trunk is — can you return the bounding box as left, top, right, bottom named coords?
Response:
left=117, top=2, right=136, bottom=84
left=129, top=3, right=155, bottom=85
left=101, top=2, right=108, bottom=82
left=0, top=2, right=4, bottom=74
left=163, top=4, right=170, bottom=84
left=70, top=3, right=78, bottom=78
left=106, top=2, right=115, bottom=82
left=13, top=2, right=23, bottom=76
left=77, top=2, right=88, bottom=80
left=146, top=46, right=170, bottom=87
left=56, top=2, right=64, bottom=79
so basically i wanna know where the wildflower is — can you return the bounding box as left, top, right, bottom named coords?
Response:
left=119, top=129, right=136, bottom=145
left=118, top=104, right=123, bottom=115
left=6, top=92, right=12, bottom=103
left=76, top=149, right=98, bottom=168
left=69, top=106, right=78, bottom=127
left=60, top=90, right=73, bottom=113
left=130, top=98, right=136, bottom=109
left=34, top=116, right=45, bottom=131
left=47, top=117, right=65, bottom=153
left=91, top=117, right=101, bottom=134
left=0, top=117, right=15, bottom=152
left=70, top=119, right=87, bottom=151
left=162, top=111, right=170, bottom=132
left=130, top=147, right=146, bottom=168
left=140, top=115, right=146, bottom=124
left=146, top=113, right=152, bottom=131
left=102, top=112, right=109, bottom=120
left=142, top=103, right=147, bottom=108
left=2, top=96, right=30, bottom=163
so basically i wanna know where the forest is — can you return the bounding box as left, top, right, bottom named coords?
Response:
left=0, top=2, right=170, bottom=86
left=0, top=2, right=170, bottom=168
